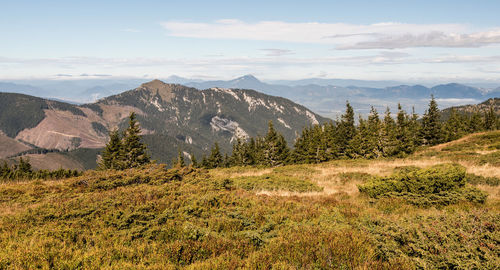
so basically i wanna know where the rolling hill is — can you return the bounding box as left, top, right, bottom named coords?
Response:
left=0, top=80, right=329, bottom=169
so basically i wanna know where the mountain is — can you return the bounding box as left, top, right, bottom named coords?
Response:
left=2, top=76, right=499, bottom=118
left=0, top=80, right=329, bottom=169
left=441, top=98, right=500, bottom=117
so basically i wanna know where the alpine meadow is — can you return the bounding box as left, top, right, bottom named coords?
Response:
left=1, top=1, right=500, bottom=269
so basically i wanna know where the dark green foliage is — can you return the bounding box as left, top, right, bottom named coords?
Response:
left=204, top=143, right=223, bottom=169
left=0, top=93, right=48, bottom=137
left=48, top=101, right=86, bottom=116
left=98, top=129, right=125, bottom=170
left=80, top=103, right=103, bottom=116
left=262, top=121, right=290, bottom=167
left=358, top=164, right=488, bottom=206
left=336, top=101, right=356, bottom=157
left=0, top=157, right=81, bottom=181
left=484, top=106, right=498, bottom=130
left=232, top=173, right=323, bottom=192
left=91, top=122, right=108, bottom=135
left=99, top=112, right=150, bottom=170
left=420, top=95, right=443, bottom=145
left=466, top=173, right=500, bottom=186
left=176, top=149, right=186, bottom=168
left=122, top=112, right=151, bottom=168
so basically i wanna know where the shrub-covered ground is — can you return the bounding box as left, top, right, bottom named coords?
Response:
left=0, top=132, right=499, bottom=269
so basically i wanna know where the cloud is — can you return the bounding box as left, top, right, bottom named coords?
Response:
left=260, top=48, right=294, bottom=56
left=161, top=20, right=500, bottom=49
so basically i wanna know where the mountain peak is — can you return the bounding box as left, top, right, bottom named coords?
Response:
left=232, top=74, right=260, bottom=83
left=139, top=79, right=175, bottom=102
left=141, top=79, right=167, bottom=89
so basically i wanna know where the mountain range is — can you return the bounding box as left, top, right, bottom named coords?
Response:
left=2, top=75, right=499, bottom=119
left=0, top=80, right=328, bottom=170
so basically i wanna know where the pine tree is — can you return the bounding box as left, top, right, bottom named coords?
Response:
left=263, top=121, right=290, bottom=166
left=17, top=157, right=32, bottom=174
left=190, top=154, right=198, bottom=168
left=409, top=107, right=422, bottom=148
left=207, top=142, right=223, bottom=168
left=380, top=107, right=397, bottom=157
left=176, top=149, right=185, bottom=167
left=443, top=108, right=466, bottom=142
left=336, top=101, right=356, bottom=157
left=420, top=95, right=442, bottom=146
left=484, top=106, right=497, bottom=130
left=98, top=128, right=124, bottom=170
left=367, top=107, right=383, bottom=158
left=469, top=110, right=484, bottom=132
left=395, top=104, right=413, bottom=155
left=122, top=112, right=150, bottom=168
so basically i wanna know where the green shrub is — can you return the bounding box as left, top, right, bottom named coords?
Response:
left=358, top=164, right=487, bottom=205
left=466, top=173, right=500, bottom=186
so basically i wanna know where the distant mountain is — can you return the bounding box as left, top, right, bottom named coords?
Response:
left=185, top=76, right=500, bottom=117
left=442, top=98, right=500, bottom=116
left=2, top=76, right=499, bottom=119
left=0, top=80, right=328, bottom=169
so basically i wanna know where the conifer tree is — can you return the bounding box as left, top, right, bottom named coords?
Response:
left=469, top=111, right=484, bottom=132
left=381, top=107, right=397, bottom=157
left=420, top=95, right=442, bottom=145
left=484, top=106, right=497, bottom=130
left=98, top=128, right=124, bottom=170
left=190, top=153, right=198, bottom=168
left=350, top=116, right=368, bottom=158
left=408, top=107, right=422, bottom=148
left=176, top=149, right=185, bottom=167
left=367, top=107, right=383, bottom=158
left=263, top=121, right=290, bottom=166
left=207, top=142, right=223, bottom=168
left=395, top=104, right=413, bottom=155
left=443, top=108, right=466, bottom=142
left=122, top=112, right=150, bottom=168
left=336, top=101, right=356, bottom=157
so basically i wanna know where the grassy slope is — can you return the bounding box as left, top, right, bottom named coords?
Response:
left=0, top=132, right=499, bottom=269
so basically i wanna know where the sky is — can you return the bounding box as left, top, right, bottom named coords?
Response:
left=2, top=0, right=500, bottom=82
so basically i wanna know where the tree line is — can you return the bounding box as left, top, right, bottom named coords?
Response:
left=0, top=157, right=81, bottom=181
left=186, top=96, right=499, bottom=168
left=100, top=97, right=498, bottom=170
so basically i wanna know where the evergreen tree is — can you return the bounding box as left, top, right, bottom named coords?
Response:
left=395, top=104, right=413, bottom=155
left=176, top=149, right=185, bottom=167
left=122, top=112, right=150, bottom=168
left=190, top=154, right=198, bottom=168
left=484, top=106, right=497, bottom=130
left=17, top=157, right=32, bottom=174
left=381, top=107, right=397, bottom=157
left=420, top=95, right=442, bottom=146
left=408, top=107, right=422, bottom=148
left=336, top=101, right=356, bottom=157
left=206, top=142, right=223, bottom=168
left=263, top=121, right=290, bottom=166
left=469, top=111, right=484, bottom=132
left=350, top=116, right=369, bottom=158
left=367, top=107, right=383, bottom=158
left=443, top=108, right=467, bottom=142
left=98, top=128, right=124, bottom=170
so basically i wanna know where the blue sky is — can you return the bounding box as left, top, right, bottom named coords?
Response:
left=2, top=0, right=500, bottom=82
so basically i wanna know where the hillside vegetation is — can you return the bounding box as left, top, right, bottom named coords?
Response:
left=0, top=131, right=499, bottom=269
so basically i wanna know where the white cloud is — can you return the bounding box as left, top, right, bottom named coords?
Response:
left=260, top=48, right=294, bottom=56
left=161, top=20, right=500, bottom=49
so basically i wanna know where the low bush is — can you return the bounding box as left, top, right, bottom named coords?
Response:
left=358, top=164, right=488, bottom=206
